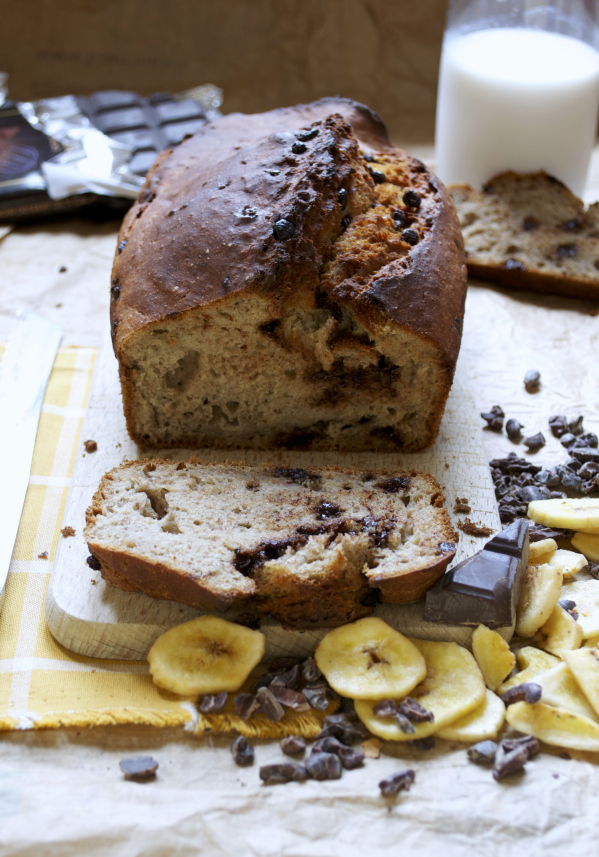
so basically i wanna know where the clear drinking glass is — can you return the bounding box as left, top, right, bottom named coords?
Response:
left=435, top=0, right=599, bottom=196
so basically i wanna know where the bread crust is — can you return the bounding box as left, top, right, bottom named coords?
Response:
left=84, top=459, right=458, bottom=628
left=110, top=98, right=467, bottom=451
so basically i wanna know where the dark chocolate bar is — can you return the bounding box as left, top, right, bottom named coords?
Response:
left=423, top=519, right=530, bottom=629
left=77, top=90, right=209, bottom=176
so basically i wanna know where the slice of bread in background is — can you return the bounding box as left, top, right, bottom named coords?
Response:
left=450, top=171, right=599, bottom=300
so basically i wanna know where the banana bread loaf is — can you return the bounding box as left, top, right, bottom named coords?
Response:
left=110, top=98, right=467, bottom=452
left=84, top=460, right=457, bottom=629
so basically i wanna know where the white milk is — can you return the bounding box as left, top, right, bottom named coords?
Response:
left=435, top=27, right=599, bottom=195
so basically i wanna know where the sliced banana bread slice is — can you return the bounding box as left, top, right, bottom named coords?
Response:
left=84, top=459, right=457, bottom=629
left=450, top=171, right=599, bottom=300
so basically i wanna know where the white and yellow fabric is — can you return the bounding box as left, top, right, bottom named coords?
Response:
left=0, top=346, right=328, bottom=735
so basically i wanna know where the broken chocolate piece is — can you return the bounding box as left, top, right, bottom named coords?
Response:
left=423, top=519, right=530, bottom=628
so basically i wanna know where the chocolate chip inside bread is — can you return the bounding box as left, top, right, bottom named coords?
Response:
left=85, top=460, right=457, bottom=629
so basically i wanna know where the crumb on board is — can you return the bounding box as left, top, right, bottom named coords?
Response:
left=38, top=551, right=48, bottom=560
left=61, top=526, right=76, bottom=538
left=453, top=497, right=472, bottom=514
left=83, top=439, right=97, bottom=453
left=457, top=518, right=494, bottom=537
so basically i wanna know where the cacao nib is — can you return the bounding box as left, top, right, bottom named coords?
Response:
left=392, top=209, right=408, bottom=227
left=231, top=735, right=254, bottom=767
left=260, top=763, right=309, bottom=785
left=493, top=747, right=528, bottom=781
left=506, top=419, right=524, bottom=440
left=523, top=369, right=541, bottom=391
left=548, top=415, right=569, bottom=438
left=398, top=697, right=434, bottom=723
left=256, top=686, right=286, bottom=722
left=305, top=751, right=343, bottom=780
left=291, top=141, right=307, bottom=154
left=301, top=657, right=322, bottom=683
left=372, top=699, right=397, bottom=719
left=269, top=685, right=311, bottom=712
left=379, top=769, right=415, bottom=797
left=280, top=735, right=306, bottom=756
left=523, top=432, right=545, bottom=452
left=119, top=756, right=158, bottom=781
left=270, top=663, right=301, bottom=691
left=338, top=188, right=348, bottom=207
left=467, top=740, right=497, bottom=765
left=312, top=737, right=364, bottom=769
left=198, top=692, right=228, bottom=714
left=234, top=693, right=262, bottom=721
left=481, top=405, right=505, bottom=432
left=500, top=682, right=542, bottom=706
left=316, top=713, right=369, bottom=745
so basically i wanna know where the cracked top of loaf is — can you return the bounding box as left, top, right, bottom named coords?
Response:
left=110, top=97, right=466, bottom=369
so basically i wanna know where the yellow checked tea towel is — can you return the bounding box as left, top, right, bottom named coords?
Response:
left=0, top=345, right=329, bottom=736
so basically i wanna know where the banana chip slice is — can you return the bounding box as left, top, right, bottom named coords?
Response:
left=147, top=616, right=265, bottom=695
left=562, top=648, right=599, bottom=719
left=571, top=532, right=599, bottom=563
left=355, top=639, right=485, bottom=741
left=561, top=580, right=599, bottom=638
left=506, top=701, right=599, bottom=752
left=516, top=562, right=563, bottom=638
left=314, top=617, right=426, bottom=700
left=528, top=498, right=599, bottom=532
left=548, top=549, right=589, bottom=578
left=471, top=625, right=515, bottom=691
left=529, top=539, right=557, bottom=565
left=534, top=662, right=597, bottom=720
left=497, top=646, right=559, bottom=695
left=437, top=690, right=505, bottom=742
left=535, top=604, right=584, bottom=655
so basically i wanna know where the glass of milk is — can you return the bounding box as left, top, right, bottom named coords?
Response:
left=435, top=0, right=599, bottom=196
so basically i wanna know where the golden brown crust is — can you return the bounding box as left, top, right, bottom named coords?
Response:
left=84, top=460, right=457, bottom=627
left=110, top=97, right=467, bottom=422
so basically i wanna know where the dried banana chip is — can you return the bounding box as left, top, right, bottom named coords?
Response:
left=516, top=562, right=563, bottom=638
left=562, top=648, right=599, bottom=719
left=529, top=538, right=557, bottom=564
left=561, top=579, right=599, bottom=638
left=355, top=639, right=485, bottom=741
left=533, top=662, right=597, bottom=720
left=472, top=625, right=515, bottom=691
left=535, top=604, right=583, bottom=655
left=437, top=690, right=505, bottom=742
left=147, top=615, right=265, bottom=696
left=497, top=646, right=559, bottom=695
left=584, top=635, right=599, bottom=648
left=571, top=532, right=599, bottom=563
left=506, top=701, right=599, bottom=752
left=528, top=498, right=599, bottom=532
left=314, top=617, right=426, bottom=700
left=548, top=549, right=589, bottom=578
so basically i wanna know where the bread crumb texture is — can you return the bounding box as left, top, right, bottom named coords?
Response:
left=85, top=460, right=457, bottom=629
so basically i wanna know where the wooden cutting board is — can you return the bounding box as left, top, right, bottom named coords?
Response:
left=45, top=334, right=501, bottom=660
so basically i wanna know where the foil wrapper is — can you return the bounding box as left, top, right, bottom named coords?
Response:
left=19, top=96, right=144, bottom=200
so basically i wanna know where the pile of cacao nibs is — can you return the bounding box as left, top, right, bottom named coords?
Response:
left=482, top=409, right=599, bottom=525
